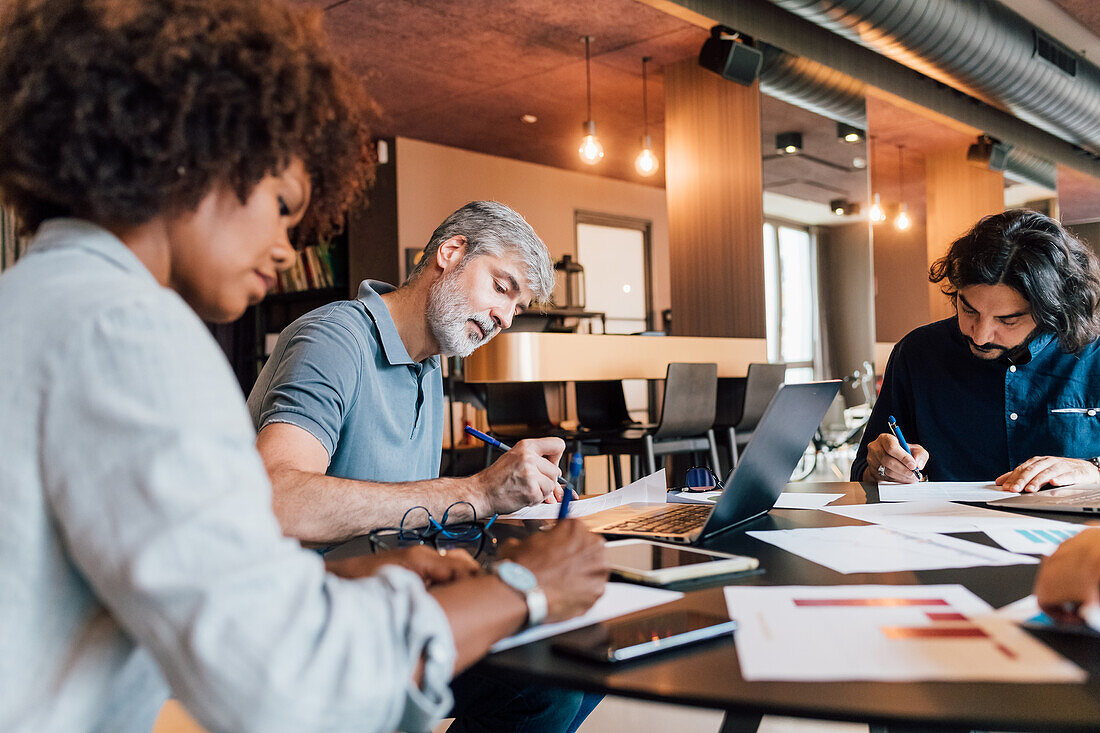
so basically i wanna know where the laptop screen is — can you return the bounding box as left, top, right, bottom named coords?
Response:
left=698, top=380, right=841, bottom=540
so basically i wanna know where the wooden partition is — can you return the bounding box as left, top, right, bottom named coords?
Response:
left=925, top=150, right=1004, bottom=321
left=663, top=59, right=765, bottom=338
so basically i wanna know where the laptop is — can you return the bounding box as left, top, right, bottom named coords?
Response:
left=987, top=486, right=1100, bottom=514
left=581, top=380, right=842, bottom=544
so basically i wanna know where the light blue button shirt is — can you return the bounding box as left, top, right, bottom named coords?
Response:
left=0, top=220, right=455, bottom=732
left=249, top=280, right=444, bottom=483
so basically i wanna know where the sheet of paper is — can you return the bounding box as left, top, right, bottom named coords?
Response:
left=773, top=492, right=845, bottom=510
left=501, top=469, right=667, bottom=520
left=490, top=582, right=682, bottom=652
left=822, top=500, right=1076, bottom=533
left=878, top=481, right=1011, bottom=503
left=984, top=525, right=1091, bottom=555
left=669, top=491, right=842, bottom=509
left=747, top=525, right=1037, bottom=574
left=724, top=584, right=1085, bottom=682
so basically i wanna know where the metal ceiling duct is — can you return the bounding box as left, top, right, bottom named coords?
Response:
left=767, top=0, right=1100, bottom=155
left=759, top=43, right=867, bottom=127
left=757, top=41, right=1058, bottom=191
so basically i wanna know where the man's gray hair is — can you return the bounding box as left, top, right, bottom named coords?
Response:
left=406, top=201, right=554, bottom=303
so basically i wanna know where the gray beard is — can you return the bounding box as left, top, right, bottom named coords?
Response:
left=426, top=273, right=498, bottom=357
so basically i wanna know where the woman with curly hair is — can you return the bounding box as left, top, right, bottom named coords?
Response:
left=0, top=1, right=607, bottom=732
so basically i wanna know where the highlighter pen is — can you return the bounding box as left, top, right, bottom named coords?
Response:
left=464, top=425, right=576, bottom=495
left=887, top=415, right=924, bottom=481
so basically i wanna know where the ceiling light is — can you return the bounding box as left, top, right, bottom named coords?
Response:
left=852, top=156, right=867, bottom=169
left=869, top=192, right=886, bottom=223
left=634, top=57, right=659, bottom=177
left=837, top=122, right=864, bottom=143
left=520, top=114, right=538, bottom=124
left=578, top=36, right=604, bottom=165
left=894, top=202, right=911, bottom=231
left=829, top=199, right=860, bottom=216
left=776, top=131, right=802, bottom=155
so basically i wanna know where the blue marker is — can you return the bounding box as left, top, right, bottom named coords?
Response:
left=887, top=416, right=924, bottom=481
left=463, top=425, right=576, bottom=496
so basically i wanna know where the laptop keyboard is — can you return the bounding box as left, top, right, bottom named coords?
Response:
left=601, top=504, right=713, bottom=534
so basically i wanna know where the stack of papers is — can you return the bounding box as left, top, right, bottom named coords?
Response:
left=501, top=470, right=667, bottom=520
left=877, top=481, right=1010, bottom=503
left=984, top=525, right=1090, bottom=555
left=747, top=525, right=1037, bottom=574
left=822, top=500, right=1074, bottom=533
left=725, top=584, right=1085, bottom=682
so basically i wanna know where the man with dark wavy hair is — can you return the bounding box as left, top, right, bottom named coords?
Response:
left=853, top=209, right=1100, bottom=491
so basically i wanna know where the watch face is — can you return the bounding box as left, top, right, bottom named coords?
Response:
left=497, top=561, right=537, bottom=592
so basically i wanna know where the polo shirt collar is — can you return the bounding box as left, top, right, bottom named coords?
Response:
left=356, top=279, right=440, bottom=371
left=30, top=218, right=159, bottom=285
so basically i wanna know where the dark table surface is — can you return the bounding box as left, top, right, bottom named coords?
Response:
left=468, top=482, right=1100, bottom=732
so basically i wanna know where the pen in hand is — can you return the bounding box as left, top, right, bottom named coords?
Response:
left=887, top=415, right=924, bottom=481
left=464, top=425, right=577, bottom=497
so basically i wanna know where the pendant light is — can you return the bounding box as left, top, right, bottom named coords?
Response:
left=869, top=135, right=886, bottom=223
left=634, top=57, right=659, bottom=176
left=578, top=36, right=604, bottom=165
left=894, top=145, right=911, bottom=231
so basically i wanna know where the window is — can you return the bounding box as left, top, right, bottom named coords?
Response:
left=763, top=221, right=818, bottom=383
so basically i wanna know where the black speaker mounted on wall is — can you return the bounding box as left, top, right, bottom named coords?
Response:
left=698, top=25, right=763, bottom=86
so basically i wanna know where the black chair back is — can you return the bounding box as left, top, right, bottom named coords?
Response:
left=652, top=362, right=718, bottom=440
left=717, top=362, right=786, bottom=432
left=575, top=380, right=633, bottom=431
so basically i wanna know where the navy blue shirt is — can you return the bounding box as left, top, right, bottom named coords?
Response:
left=852, top=318, right=1100, bottom=481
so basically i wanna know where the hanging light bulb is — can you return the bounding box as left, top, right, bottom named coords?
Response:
left=633, top=57, right=655, bottom=174
left=894, top=202, right=911, bottom=231
left=578, top=36, right=603, bottom=165
left=893, top=144, right=910, bottom=231
left=633, top=57, right=658, bottom=176
left=869, top=192, right=886, bottom=223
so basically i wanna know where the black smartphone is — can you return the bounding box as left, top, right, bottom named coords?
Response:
left=552, top=610, right=737, bottom=663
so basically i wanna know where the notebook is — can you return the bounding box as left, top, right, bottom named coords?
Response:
left=581, top=380, right=841, bottom=544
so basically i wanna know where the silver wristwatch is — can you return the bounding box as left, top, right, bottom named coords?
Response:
left=490, top=560, right=547, bottom=627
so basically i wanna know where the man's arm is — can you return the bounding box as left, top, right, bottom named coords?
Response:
left=996, top=456, right=1100, bottom=493
left=258, top=422, right=566, bottom=542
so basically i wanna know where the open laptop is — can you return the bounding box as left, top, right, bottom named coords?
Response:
left=987, top=486, right=1100, bottom=514
left=581, top=380, right=841, bottom=544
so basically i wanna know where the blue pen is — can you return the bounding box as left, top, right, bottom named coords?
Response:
left=464, top=425, right=576, bottom=495
left=887, top=416, right=924, bottom=481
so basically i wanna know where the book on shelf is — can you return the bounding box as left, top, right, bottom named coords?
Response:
left=272, top=242, right=339, bottom=294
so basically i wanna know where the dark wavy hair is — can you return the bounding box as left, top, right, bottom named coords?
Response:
left=929, top=209, right=1100, bottom=353
left=0, top=0, right=373, bottom=245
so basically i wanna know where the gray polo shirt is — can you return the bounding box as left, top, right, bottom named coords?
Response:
left=249, top=280, right=443, bottom=483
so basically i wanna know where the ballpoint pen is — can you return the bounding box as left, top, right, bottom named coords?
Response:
left=887, top=415, right=924, bottom=481
left=464, top=425, right=577, bottom=496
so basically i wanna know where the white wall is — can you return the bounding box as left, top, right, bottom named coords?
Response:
left=394, top=137, right=670, bottom=315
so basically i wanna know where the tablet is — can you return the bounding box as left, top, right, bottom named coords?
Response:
left=605, top=538, right=758, bottom=586
left=553, top=610, right=737, bottom=663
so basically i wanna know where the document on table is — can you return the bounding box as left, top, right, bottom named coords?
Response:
left=822, top=500, right=1076, bottom=533
left=490, top=582, right=682, bottom=652
left=984, top=525, right=1091, bottom=555
left=669, top=491, right=843, bottom=509
left=724, top=584, right=1085, bottom=682
left=746, top=525, right=1037, bottom=574
left=877, top=481, right=1010, bottom=503
left=501, top=469, right=667, bottom=519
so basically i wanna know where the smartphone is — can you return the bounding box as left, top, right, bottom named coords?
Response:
left=605, top=539, right=758, bottom=586
left=553, top=610, right=737, bottom=663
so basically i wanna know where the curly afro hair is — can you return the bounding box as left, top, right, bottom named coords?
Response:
left=0, top=0, right=373, bottom=245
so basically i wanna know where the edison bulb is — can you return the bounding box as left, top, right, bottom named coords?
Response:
left=579, top=134, right=604, bottom=165
left=869, top=193, right=886, bottom=223
left=895, top=204, right=911, bottom=231
left=635, top=148, right=658, bottom=176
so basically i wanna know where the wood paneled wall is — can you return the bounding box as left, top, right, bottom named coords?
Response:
left=663, top=59, right=765, bottom=337
left=924, top=150, right=1004, bottom=322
